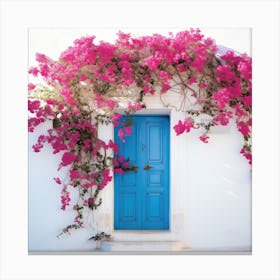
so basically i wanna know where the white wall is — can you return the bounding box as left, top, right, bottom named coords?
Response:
left=29, top=92, right=251, bottom=252
left=183, top=120, right=251, bottom=250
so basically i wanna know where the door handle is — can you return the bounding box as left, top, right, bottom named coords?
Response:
left=144, top=164, right=152, bottom=171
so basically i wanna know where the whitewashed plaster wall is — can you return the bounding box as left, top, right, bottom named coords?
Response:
left=28, top=92, right=251, bottom=252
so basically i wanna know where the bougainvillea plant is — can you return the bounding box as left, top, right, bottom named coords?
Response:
left=28, top=28, right=252, bottom=237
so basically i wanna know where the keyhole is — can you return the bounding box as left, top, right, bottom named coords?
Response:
left=142, top=143, right=145, bottom=151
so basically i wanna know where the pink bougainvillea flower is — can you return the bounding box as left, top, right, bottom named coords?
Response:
left=28, top=67, right=39, bottom=76
left=143, top=84, right=150, bottom=93
left=240, top=148, right=252, bottom=165
left=83, top=139, right=91, bottom=150
left=60, top=186, right=71, bottom=210
left=82, top=182, right=95, bottom=189
left=173, top=120, right=185, bottom=135
left=237, top=60, right=251, bottom=80
left=117, top=156, right=124, bottom=163
left=237, top=121, right=250, bottom=136
left=61, top=152, right=76, bottom=166
left=58, top=104, right=64, bottom=111
left=36, top=53, right=48, bottom=63
left=106, top=99, right=116, bottom=110
left=114, top=168, right=125, bottom=174
left=117, top=125, right=132, bottom=142
left=248, top=118, right=252, bottom=126
left=212, top=88, right=230, bottom=109
left=70, top=170, right=81, bottom=180
left=191, top=55, right=206, bottom=72
left=124, top=126, right=132, bottom=136
left=28, top=117, right=44, bottom=132
left=127, top=102, right=143, bottom=111
left=99, top=169, right=112, bottom=189
left=199, top=82, right=207, bottom=89
left=28, top=100, right=41, bottom=114
left=88, top=197, right=94, bottom=204
left=46, top=99, right=57, bottom=105
left=87, top=197, right=95, bottom=208
left=199, top=134, right=209, bottom=143
left=216, top=64, right=236, bottom=83
left=188, top=77, right=196, bottom=85
left=184, top=117, right=195, bottom=132
left=32, top=143, right=43, bottom=152
left=122, top=161, right=129, bottom=169
left=73, top=109, right=81, bottom=115
left=107, top=139, right=119, bottom=153
left=173, top=117, right=196, bottom=136
left=117, top=128, right=125, bottom=141
left=111, top=113, right=122, bottom=126
left=54, top=177, right=62, bottom=184
left=212, top=111, right=233, bottom=126
left=143, top=55, right=161, bottom=71
left=60, top=87, right=76, bottom=106
left=28, top=83, right=36, bottom=91
left=113, top=155, right=136, bottom=174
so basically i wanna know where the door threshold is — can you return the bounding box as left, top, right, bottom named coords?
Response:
left=112, top=230, right=178, bottom=242
left=113, top=230, right=171, bottom=233
left=98, top=240, right=190, bottom=252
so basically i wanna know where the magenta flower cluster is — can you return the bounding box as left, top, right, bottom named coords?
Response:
left=28, top=28, right=252, bottom=237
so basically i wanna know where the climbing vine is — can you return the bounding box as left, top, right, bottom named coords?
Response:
left=28, top=28, right=252, bottom=237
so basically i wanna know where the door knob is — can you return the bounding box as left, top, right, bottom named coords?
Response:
left=144, top=164, right=152, bottom=170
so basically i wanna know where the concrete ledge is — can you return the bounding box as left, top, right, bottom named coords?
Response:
left=99, top=241, right=190, bottom=252
left=29, top=241, right=251, bottom=255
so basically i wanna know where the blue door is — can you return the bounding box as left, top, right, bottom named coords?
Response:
left=114, top=115, right=170, bottom=230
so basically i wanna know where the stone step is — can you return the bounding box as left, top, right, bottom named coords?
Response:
left=94, top=241, right=190, bottom=252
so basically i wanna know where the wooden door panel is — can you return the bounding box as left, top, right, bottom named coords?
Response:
left=114, top=116, right=169, bottom=230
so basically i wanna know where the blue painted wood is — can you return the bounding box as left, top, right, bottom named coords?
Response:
left=114, top=115, right=170, bottom=230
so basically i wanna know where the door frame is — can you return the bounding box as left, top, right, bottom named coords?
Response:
left=106, top=108, right=186, bottom=242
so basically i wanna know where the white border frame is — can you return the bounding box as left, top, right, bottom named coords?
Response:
left=1, top=0, right=279, bottom=279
